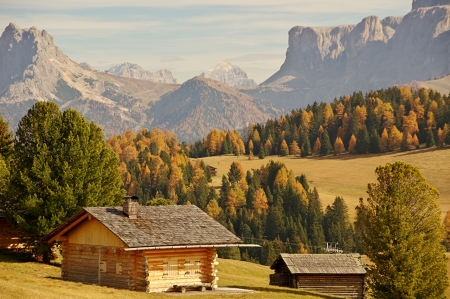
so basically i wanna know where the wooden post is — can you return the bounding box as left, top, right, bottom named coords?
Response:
left=98, top=247, right=101, bottom=286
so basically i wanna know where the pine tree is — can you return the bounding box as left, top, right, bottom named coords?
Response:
left=301, top=136, right=312, bottom=157
left=426, top=129, right=436, bottom=147
left=0, top=114, right=14, bottom=165
left=356, top=162, right=448, bottom=298
left=320, top=130, right=332, bottom=156
left=368, top=129, right=380, bottom=153
left=355, top=127, right=370, bottom=154
left=323, top=197, right=355, bottom=252
left=6, top=102, right=125, bottom=262
left=313, top=137, right=321, bottom=156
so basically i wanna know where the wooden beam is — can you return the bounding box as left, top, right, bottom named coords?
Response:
left=47, top=213, right=89, bottom=244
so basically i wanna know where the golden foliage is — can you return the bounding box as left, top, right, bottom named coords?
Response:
left=253, top=188, right=269, bottom=215
left=313, top=137, right=321, bottom=156
left=289, top=141, right=301, bottom=156
left=355, top=105, right=367, bottom=128
left=388, top=125, right=402, bottom=151
left=333, top=137, right=345, bottom=155
left=380, top=128, right=389, bottom=153
left=348, top=134, right=356, bottom=154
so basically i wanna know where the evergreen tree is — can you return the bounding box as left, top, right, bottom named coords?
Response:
left=0, top=114, right=14, bottom=165
left=356, top=162, right=448, bottom=298
left=426, top=129, right=436, bottom=147
left=323, top=197, right=355, bottom=252
left=355, top=127, right=370, bottom=154
left=6, top=102, right=125, bottom=262
left=301, top=134, right=312, bottom=157
left=306, top=188, right=325, bottom=252
left=368, top=129, right=380, bottom=153
left=320, top=129, right=332, bottom=156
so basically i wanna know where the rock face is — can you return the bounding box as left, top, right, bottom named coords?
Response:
left=79, top=62, right=95, bottom=70
left=107, top=62, right=178, bottom=84
left=249, top=2, right=450, bottom=110
left=149, top=77, right=278, bottom=142
left=412, top=0, right=450, bottom=9
left=0, top=23, right=179, bottom=136
left=200, top=61, right=256, bottom=87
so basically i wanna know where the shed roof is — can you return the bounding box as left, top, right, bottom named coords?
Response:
left=271, top=253, right=366, bottom=275
left=44, top=205, right=243, bottom=249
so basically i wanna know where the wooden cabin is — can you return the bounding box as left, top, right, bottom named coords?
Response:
left=208, top=165, right=217, bottom=176
left=44, top=200, right=254, bottom=293
left=0, top=214, right=21, bottom=249
left=270, top=253, right=366, bottom=299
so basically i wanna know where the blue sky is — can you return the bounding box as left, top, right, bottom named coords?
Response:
left=0, top=0, right=411, bottom=84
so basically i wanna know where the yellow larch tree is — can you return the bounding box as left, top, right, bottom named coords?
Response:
left=333, top=137, right=345, bottom=155
left=402, top=110, right=419, bottom=135
left=289, top=140, right=301, bottom=156
left=323, top=104, right=334, bottom=127
left=379, top=128, right=389, bottom=152
left=388, top=125, right=402, bottom=151
left=206, top=199, right=222, bottom=220
left=427, top=111, right=436, bottom=130
left=253, top=188, right=269, bottom=215
left=335, top=102, right=345, bottom=119
left=313, top=137, right=321, bottom=156
left=355, top=105, right=367, bottom=128
left=348, top=134, right=357, bottom=153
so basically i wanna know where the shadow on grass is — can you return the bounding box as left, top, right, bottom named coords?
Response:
left=0, top=249, right=35, bottom=263
left=45, top=276, right=62, bottom=280
left=227, top=285, right=342, bottom=299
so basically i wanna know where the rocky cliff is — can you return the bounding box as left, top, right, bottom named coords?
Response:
left=199, top=61, right=256, bottom=87
left=108, top=62, right=178, bottom=84
left=0, top=23, right=179, bottom=136
left=249, top=1, right=450, bottom=110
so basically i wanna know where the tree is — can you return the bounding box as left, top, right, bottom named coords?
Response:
left=388, top=125, right=402, bottom=151
left=280, top=139, right=289, bottom=156
left=323, top=197, right=355, bottom=252
left=312, top=137, right=321, bottom=156
left=355, top=127, right=370, bottom=154
left=379, top=128, right=389, bottom=152
left=289, top=141, right=301, bottom=157
left=355, top=162, right=448, bottom=299
left=320, top=130, right=332, bottom=156
left=348, top=134, right=356, bottom=154
left=333, top=137, right=345, bottom=155
left=0, top=114, right=14, bottom=165
left=6, top=102, right=125, bottom=262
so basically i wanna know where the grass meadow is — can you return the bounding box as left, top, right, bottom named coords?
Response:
left=0, top=252, right=339, bottom=299
left=200, top=147, right=450, bottom=220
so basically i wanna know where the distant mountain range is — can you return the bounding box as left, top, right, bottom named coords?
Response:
left=240, top=0, right=450, bottom=109
left=199, top=61, right=256, bottom=88
left=0, top=23, right=278, bottom=141
left=148, top=76, right=277, bottom=141
left=107, top=62, right=178, bottom=84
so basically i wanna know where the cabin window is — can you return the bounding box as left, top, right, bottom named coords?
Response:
left=99, top=261, right=107, bottom=273
left=116, top=263, right=122, bottom=274
left=163, top=260, right=178, bottom=277
left=185, top=260, right=201, bottom=276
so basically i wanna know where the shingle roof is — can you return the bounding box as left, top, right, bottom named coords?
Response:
left=46, top=205, right=242, bottom=248
left=271, top=253, right=366, bottom=275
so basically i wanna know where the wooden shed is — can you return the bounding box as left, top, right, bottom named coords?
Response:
left=270, top=253, right=366, bottom=299
left=208, top=165, right=217, bottom=176
left=0, top=213, right=21, bottom=249
left=44, top=200, right=255, bottom=293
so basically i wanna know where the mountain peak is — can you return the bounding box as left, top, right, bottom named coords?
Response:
left=412, top=0, right=450, bottom=9
left=5, top=22, right=21, bottom=33
left=107, top=62, right=177, bottom=84
left=199, top=61, right=256, bottom=88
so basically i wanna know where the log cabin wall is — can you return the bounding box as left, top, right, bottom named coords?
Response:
left=294, top=274, right=365, bottom=299
left=61, top=242, right=138, bottom=290
left=141, top=247, right=218, bottom=293
left=0, top=217, right=21, bottom=249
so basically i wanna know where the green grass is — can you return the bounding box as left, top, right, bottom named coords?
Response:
left=0, top=252, right=339, bottom=299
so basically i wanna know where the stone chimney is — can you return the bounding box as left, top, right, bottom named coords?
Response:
left=123, top=196, right=139, bottom=219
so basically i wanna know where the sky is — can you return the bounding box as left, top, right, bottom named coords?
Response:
left=0, top=0, right=412, bottom=84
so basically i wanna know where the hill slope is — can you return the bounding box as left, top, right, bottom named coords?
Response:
left=200, top=61, right=256, bottom=88
left=149, top=77, right=280, bottom=142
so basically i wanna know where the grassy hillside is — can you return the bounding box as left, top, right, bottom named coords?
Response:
left=200, top=147, right=450, bottom=219
left=0, top=252, right=338, bottom=299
